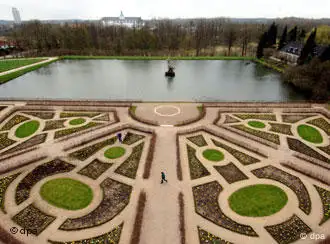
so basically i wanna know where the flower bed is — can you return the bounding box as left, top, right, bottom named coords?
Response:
left=143, top=132, right=156, bottom=179
left=0, top=114, right=30, bottom=131
left=198, top=226, right=233, bottom=244
left=0, top=173, right=20, bottom=213
left=0, top=132, right=16, bottom=150
left=78, top=159, right=112, bottom=179
left=49, top=223, right=123, bottom=244
left=60, top=112, right=101, bottom=118
left=23, top=111, right=55, bottom=120
left=287, top=138, right=329, bottom=163
left=187, top=135, right=208, bottom=147
left=43, top=119, right=66, bottom=131
left=212, top=139, right=260, bottom=165
left=94, top=114, right=110, bottom=122
left=252, top=165, right=311, bottom=215
left=233, top=113, right=276, bottom=121
left=223, top=115, right=240, bottom=124
left=123, top=132, right=145, bottom=145
left=282, top=114, right=316, bottom=123
left=231, top=124, right=280, bottom=144
left=314, top=185, right=330, bottom=225
left=59, top=178, right=132, bottom=230
left=186, top=145, right=210, bottom=180
left=15, top=159, right=75, bottom=204
left=69, top=137, right=117, bottom=161
left=269, top=123, right=293, bottom=135
left=214, top=163, right=248, bottom=184
left=265, top=215, right=312, bottom=244
left=54, top=122, right=102, bottom=139
left=115, top=143, right=144, bottom=179
left=178, top=193, right=185, bottom=244
left=192, top=181, right=257, bottom=236
left=2, top=133, right=47, bottom=155
left=130, top=192, right=147, bottom=244
left=307, top=118, right=330, bottom=136
left=12, top=204, right=56, bottom=236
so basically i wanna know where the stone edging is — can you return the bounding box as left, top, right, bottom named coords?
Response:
left=203, top=102, right=312, bottom=108
left=175, top=105, right=206, bottom=127
left=0, top=155, right=47, bottom=175
left=128, top=106, right=159, bottom=126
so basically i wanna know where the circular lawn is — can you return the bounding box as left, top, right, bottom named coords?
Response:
left=69, top=118, right=86, bottom=125
left=40, top=178, right=93, bottom=210
left=202, top=149, right=224, bottom=162
left=229, top=184, right=288, bottom=217
left=297, top=125, right=323, bottom=143
left=104, top=147, right=126, bottom=159
left=15, top=120, right=40, bottom=138
left=248, top=121, right=266, bottom=129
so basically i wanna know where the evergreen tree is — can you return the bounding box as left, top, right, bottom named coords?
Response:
left=319, top=45, right=330, bottom=62
left=278, top=25, right=288, bottom=50
left=257, top=32, right=267, bottom=59
left=288, top=26, right=298, bottom=42
left=298, top=29, right=306, bottom=41
left=298, top=28, right=317, bottom=65
left=266, top=22, right=277, bottom=47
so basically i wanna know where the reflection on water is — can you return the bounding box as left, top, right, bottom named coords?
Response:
left=0, top=60, right=306, bottom=101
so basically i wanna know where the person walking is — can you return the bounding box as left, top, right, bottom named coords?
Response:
left=161, top=171, right=168, bottom=184
left=117, top=133, right=122, bottom=143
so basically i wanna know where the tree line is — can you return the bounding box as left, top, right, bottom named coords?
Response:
left=7, top=19, right=321, bottom=57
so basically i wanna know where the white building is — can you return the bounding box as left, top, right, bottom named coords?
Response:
left=12, top=7, right=21, bottom=24
left=101, top=11, right=144, bottom=28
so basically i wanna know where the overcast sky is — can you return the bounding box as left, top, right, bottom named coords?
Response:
left=0, top=0, right=329, bottom=20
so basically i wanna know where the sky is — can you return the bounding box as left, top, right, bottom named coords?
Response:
left=0, top=0, right=329, bottom=20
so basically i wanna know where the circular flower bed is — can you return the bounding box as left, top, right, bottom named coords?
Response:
left=40, top=178, right=93, bottom=210
left=15, top=120, right=40, bottom=138
left=202, top=149, right=224, bottom=162
left=104, top=147, right=126, bottom=159
left=229, top=184, right=288, bottom=217
left=69, top=118, right=86, bottom=126
left=248, top=121, right=266, bottom=129
left=297, top=124, right=323, bottom=143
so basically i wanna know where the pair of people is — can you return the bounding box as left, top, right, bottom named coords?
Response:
left=117, top=132, right=123, bottom=143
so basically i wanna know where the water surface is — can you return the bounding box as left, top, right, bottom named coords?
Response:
left=0, top=60, right=305, bottom=101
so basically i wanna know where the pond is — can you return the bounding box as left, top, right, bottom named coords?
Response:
left=0, top=60, right=306, bottom=101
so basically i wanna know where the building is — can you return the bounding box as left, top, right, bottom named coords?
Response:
left=101, top=11, right=144, bottom=28
left=278, top=41, right=328, bottom=64
left=12, top=8, right=21, bottom=25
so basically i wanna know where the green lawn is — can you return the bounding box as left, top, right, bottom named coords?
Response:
left=0, top=59, right=58, bottom=84
left=0, top=59, right=45, bottom=73
left=248, top=121, right=266, bottom=129
left=297, top=124, right=323, bottom=143
left=229, top=184, right=288, bottom=217
left=40, top=178, right=93, bottom=210
left=104, top=147, right=126, bottom=159
left=202, top=149, right=224, bottom=162
left=69, top=118, right=86, bottom=125
left=15, top=120, right=40, bottom=138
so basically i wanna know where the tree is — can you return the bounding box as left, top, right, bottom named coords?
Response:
left=256, top=32, right=267, bottom=58
left=319, top=45, right=330, bottom=62
left=298, top=29, right=306, bottom=41
left=266, top=22, right=277, bottom=47
left=288, top=26, right=298, bottom=42
left=278, top=25, right=288, bottom=50
left=298, top=28, right=317, bottom=65
left=241, top=24, right=251, bottom=56
left=224, top=24, right=237, bottom=56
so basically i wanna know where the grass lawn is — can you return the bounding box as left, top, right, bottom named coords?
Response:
left=104, top=147, right=126, bottom=159
left=40, top=178, right=93, bottom=210
left=248, top=121, right=266, bottom=129
left=202, top=149, right=224, bottom=162
left=0, top=58, right=45, bottom=73
left=69, top=118, right=86, bottom=125
left=297, top=124, right=323, bottom=143
left=0, top=59, right=58, bottom=84
left=15, top=120, right=40, bottom=138
left=229, top=184, right=288, bottom=217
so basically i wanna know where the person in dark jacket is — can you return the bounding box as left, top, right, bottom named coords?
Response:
left=161, top=171, right=168, bottom=184
left=117, top=133, right=122, bottom=143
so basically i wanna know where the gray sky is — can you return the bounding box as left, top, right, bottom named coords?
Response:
left=0, top=0, right=329, bottom=20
